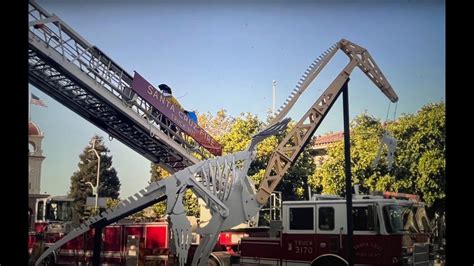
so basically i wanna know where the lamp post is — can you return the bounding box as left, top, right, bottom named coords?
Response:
left=88, top=137, right=101, bottom=215
left=272, top=80, right=277, bottom=115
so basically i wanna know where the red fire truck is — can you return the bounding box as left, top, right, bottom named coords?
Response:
left=28, top=196, right=183, bottom=265
left=236, top=192, right=432, bottom=266
left=29, top=196, right=75, bottom=257
left=29, top=191, right=434, bottom=266
left=28, top=196, right=233, bottom=265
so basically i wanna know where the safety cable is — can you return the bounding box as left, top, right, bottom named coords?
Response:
left=393, top=102, right=398, bottom=122
left=385, top=102, right=391, bottom=124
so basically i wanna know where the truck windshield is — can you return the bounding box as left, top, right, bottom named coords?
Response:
left=45, top=201, right=73, bottom=222
left=414, top=206, right=432, bottom=233
left=383, top=205, right=414, bottom=234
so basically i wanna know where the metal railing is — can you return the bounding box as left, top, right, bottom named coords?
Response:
left=28, top=1, right=217, bottom=172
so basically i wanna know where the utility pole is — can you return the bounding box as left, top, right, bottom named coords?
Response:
left=342, top=79, right=354, bottom=266
left=272, top=80, right=277, bottom=115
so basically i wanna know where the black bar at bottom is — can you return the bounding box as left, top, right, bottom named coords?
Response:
left=342, top=79, right=354, bottom=266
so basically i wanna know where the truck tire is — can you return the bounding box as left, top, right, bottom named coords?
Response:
left=37, top=255, right=56, bottom=266
left=207, top=256, right=220, bottom=266
left=311, top=254, right=348, bottom=266
left=31, top=250, right=56, bottom=266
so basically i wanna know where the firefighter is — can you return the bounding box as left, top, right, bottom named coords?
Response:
left=158, top=84, right=183, bottom=134
left=158, top=84, right=183, bottom=111
left=159, top=84, right=198, bottom=124
left=29, top=232, right=45, bottom=265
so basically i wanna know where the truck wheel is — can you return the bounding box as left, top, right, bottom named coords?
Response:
left=40, top=252, right=57, bottom=266
left=311, top=255, right=348, bottom=266
left=207, top=256, right=220, bottom=266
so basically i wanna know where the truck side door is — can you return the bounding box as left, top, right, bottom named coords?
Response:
left=316, top=203, right=346, bottom=257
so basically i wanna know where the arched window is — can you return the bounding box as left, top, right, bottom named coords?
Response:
left=29, top=142, right=36, bottom=153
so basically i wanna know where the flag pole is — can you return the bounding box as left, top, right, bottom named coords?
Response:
left=29, top=92, right=31, bottom=121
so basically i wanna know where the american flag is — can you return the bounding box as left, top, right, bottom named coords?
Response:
left=31, top=93, right=47, bottom=107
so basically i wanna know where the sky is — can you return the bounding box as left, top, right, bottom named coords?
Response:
left=29, top=0, right=445, bottom=199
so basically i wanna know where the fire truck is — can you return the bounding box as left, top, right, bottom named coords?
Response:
left=29, top=196, right=76, bottom=258
left=28, top=192, right=434, bottom=266
left=238, top=192, right=432, bottom=266
left=28, top=195, right=253, bottom=265
left=28, top=196, right=264, bottom=265
left=30, top=196, right=75, bottom=234
left=31, top=219, right=171, bottom=265
left=28, top=196, right=188, bottom=265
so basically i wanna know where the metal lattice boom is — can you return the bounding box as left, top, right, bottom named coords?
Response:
left=256, top=39, right=398, bottom=204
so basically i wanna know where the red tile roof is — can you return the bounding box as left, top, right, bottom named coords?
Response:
left=313, top=132, right=343, bottom=146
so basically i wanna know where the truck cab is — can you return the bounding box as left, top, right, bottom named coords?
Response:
left=240, top=194, right=432, bottom=266
left=34, top=196, right=75, bottom=234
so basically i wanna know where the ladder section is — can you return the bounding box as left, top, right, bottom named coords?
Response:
left=28, top=1, right=217, bottom=172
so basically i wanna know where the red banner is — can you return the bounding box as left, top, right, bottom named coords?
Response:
left=131, top=72, right=222, bottom=156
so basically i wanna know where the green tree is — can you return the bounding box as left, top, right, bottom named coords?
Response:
left=218, top=112, right=316, bottom=201
left=69, top=135, right=121, bottom=217
left=219, top=112, right=263, bottom=154
left=213, top=112, right=315, bottom=226
left=389, top=102, right=445, bottom=213
left=309, top=102, right=445, bottom=214
left=197, top=109, right=235, bottom=141
left=149, top=163, right=169, bottom=218
left=309, top=115, right=387, bottom=195
left=151, top=162, right=170, bottom=183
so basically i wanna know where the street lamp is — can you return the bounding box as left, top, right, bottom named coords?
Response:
left=88, top=137, right=101, bottom=215
left=272, top=80, right=277, bottom=115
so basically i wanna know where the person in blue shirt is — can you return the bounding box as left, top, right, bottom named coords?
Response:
left=184, top=110, right=198, bottom=124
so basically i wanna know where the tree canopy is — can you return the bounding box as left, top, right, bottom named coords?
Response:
left=210, top=111, right=316, bottom=201
left=69, top=135, right=121, bottom=217
left=309, top=102, right=445, bottom=215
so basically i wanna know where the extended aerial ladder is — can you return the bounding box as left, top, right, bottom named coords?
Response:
left=30, top=1, right=398, bottom=264
left=28, top=0, right=220, bottom=174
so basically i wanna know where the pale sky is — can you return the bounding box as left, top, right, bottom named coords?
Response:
left=29, top=0, right=445, bottom=199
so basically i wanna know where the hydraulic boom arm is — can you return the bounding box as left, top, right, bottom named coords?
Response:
left=256, top=38, right=398, bottom=205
